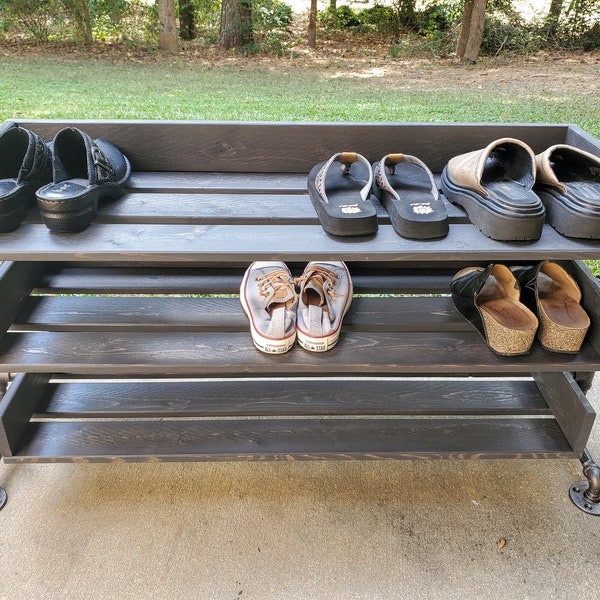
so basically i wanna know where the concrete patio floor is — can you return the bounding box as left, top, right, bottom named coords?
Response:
left=1, top=377, right=600, bottom=600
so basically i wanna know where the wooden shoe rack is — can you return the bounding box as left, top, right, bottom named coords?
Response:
left=0, top=120, right=599, bottom=513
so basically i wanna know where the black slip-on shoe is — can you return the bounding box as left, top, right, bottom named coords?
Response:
left=441, top=138, right=545, bottom=241
left=36, top=127, right=131, bottom=233
left=0, top=121, right=52, bottom=232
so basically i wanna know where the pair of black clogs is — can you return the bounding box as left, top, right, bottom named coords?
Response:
left=451, top=260, right=590, bottom=356
left=0, top=122, right=130, bottom=233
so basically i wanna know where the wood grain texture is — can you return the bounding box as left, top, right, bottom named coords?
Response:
left=0, top=330, right=598, bottom=375
left=12, top=295, right=463, bottom=333
left=16, top=120, right=573, bottom=172
left=36, top=378, right=552, bottom=418
left=7, top=417, right=575, bottom=463
left=533, top=372, right=596, bottom=454
left=0, top=223, right=599, bottom=263
left=0, top=373, right=50, bottom=456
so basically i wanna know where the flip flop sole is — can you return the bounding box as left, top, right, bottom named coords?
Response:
left=307, top=162, right=378, bottom=237
left=441, top=167, right=544, bottom=241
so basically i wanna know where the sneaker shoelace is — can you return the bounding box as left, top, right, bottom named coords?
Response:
left=256, top=268, right=296, bottom=312
left=294, top=265, right=340, bottom=305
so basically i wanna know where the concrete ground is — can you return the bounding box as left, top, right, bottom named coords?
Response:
left=1, top=378, right=600, bottom=600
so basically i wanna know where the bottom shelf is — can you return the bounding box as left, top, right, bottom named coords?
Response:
left=0, top=374, right=595, bottom=463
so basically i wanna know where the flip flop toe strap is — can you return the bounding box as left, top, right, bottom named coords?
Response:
left=315, top=152, right=373, bottom=203
left=375, top=153, right=439, bottom=201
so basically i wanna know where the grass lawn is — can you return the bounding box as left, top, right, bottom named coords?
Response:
left=0, top=52, right=599, bottom=138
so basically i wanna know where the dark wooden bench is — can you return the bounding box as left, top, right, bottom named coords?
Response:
left=0, top=120, right=599, bottom=514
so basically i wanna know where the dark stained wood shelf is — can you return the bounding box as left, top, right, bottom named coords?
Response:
left=0, top=120, right=598, bottom=491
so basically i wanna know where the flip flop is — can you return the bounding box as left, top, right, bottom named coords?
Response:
left=535, top=144, right=600, bottom=239
left=372, top=153, right=448, bottom=239
left=307, top=152, right=378, bottom=236
left=441, top=138, right=545, bottom=241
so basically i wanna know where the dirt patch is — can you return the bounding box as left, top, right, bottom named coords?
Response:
left=2, top=38, right=599, bottom=96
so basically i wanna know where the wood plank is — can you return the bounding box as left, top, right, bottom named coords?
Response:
left=533, top=372, right=596, bottom=454
left=0, top=262, right=45, bottom=340
left=36, top=378, right=552, bottom=418
left=12, top=296, right=464, bottom=333
left=0, top=223, right=599, bottom=263
left=34, top=265, right=457, bottom=295
left=6, top=417, right=575, bottom=463
left=566, top=261, right=600, bottom=356
left=18, top=120, right=569, bottom=173
left=0, top=330, right=598, bottom=375
left=0, top=373, right=51, bottom=457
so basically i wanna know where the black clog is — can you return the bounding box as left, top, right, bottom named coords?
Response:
left=36, top=127, right=131, bottom=233
left=0, top=121, right=52, bottom=232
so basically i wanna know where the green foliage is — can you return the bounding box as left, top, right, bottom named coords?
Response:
left=0, top=0, right=64, bottom=40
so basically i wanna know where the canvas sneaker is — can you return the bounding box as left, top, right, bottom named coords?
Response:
left=240, top=261, right=298, bottom=354
left=295, top=261, right=353, bottom=352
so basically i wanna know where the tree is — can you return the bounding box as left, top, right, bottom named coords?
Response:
left=308, top=0, right=317, bottom=47
left=219, top=0, right=253, bottom=49
left=63, top=0, right=93, bottom=44
left=456, top=0, right=487, bottom=63
left=158, top=0, right=178, bottom=52
left=179, top=0, right=196, bottom=40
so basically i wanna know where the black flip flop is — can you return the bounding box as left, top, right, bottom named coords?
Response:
left=307, top=152, right=378, bottom=236
left=535, top=144, right=600, bottom=239
left=441, top=138, right=545, bottom=241
left=373, top=153, right=448, bottom=239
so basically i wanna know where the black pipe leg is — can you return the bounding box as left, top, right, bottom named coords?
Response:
left=570, top=449, right=600, bottom=515
left=0, top=486, right=6, bottom=510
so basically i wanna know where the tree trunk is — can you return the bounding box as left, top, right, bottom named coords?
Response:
left=179, top=0, right=196, bottom=40
left=308, top=0, right=318, bottom=48
left=544, top=0, right=564, bottom=36
left=219, top=0, right=254, bottom=49
left=158, top=0, right=178, bottom=52
left=456, top=0, right=474, bottom=59
left=64, top=0, right=93, bottom=44
left=457, top=0, right=486, bottom=63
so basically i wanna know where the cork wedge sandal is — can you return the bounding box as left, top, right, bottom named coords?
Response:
left=511, top=261, right=590, bottom=353
left=451, top=264, right=539, bottom=356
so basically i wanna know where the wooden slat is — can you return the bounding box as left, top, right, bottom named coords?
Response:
left=36, top=378, right=552, bottom=418
left=0, top=330, right=598, bottom=375
left=0, top=223, right=599, bottom=263
left=533, top=372, right=596, bottom=454
left=34, top=265, right=457, bottom=295
left=12, top=296, right=463, bottom=333
left=18, top=120, right=570, bottom=173
left=0, top=373, right=51, bottom=457
left=6, top=417, right=575, bottom=463
left=0, top=262, right=45, bottom=339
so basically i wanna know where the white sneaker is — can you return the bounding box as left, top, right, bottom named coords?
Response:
left=240, top=262, right=298, bottom=354
left=295, top=261, right=353, bottom=352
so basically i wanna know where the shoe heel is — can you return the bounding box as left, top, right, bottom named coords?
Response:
left=480, top=308, right=538, bottom=356
left=537, top=304, right=590, bottom=353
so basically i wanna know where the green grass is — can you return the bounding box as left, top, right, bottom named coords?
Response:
left=0, top=55, right=598, bottom=139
